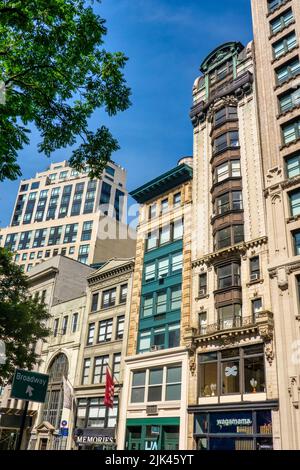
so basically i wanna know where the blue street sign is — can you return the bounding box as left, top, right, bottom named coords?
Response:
left=59, top=428, right=69, bottom=437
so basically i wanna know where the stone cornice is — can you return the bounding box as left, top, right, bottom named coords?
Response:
left=269, top=259, right=300, bottom=278
left=88, top=260, right=135, bottom=286
left=264, top=174, right=300, bottom=195
left=192, top=237, right=268, bottom=268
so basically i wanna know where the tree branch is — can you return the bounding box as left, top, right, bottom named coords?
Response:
left=0, top=7, right=27, bottom=19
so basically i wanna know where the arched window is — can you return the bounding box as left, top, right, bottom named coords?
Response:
left=42, top=354, right=69, bottom=429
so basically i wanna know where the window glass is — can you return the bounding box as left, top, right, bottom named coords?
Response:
left=286, top=153, right=300, bottom=178
left=173, top=219, right=183, bottom=240
left=170, top=286, right=182, bottom=310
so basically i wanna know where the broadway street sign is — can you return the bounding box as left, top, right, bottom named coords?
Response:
left=11, top=369, right=49, bottom=403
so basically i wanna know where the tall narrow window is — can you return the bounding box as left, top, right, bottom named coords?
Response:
left=82, top=359, right=91, bottom=385
left=72, top=313, right=79, bottom=333
left=199, top=273, right=207, bottom=296
left=112, top=353, right=121, bottom=382
left=62, top=316, right=68, bottom=335
left=87, top=323, right=95, bottom=345
left=250, top=257, right=260, bottom=281
left=116, top=316, right=125, bottom=340
left=91, top=293, right=99, bottom=312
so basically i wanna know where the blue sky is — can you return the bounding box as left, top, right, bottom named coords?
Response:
left=0, top=0, right=253, bottom=227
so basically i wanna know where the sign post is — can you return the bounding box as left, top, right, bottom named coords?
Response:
left=11, top=369, right=49, bottom=450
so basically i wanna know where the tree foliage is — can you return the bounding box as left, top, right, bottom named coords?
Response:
left=0, top=247, right=50, bottom=385
left=0, top=0, right=131, bottom=181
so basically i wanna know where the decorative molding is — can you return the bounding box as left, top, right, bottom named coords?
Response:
left=269, top=260, right=300, bottom=279
left=192, top=237, right=268, bottom=268
left=88, top=261, right=135, bottom=286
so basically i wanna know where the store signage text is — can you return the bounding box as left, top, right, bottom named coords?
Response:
left=217, top=418, right=252, bottom=428
left=76, top=436, right=115, bottom=444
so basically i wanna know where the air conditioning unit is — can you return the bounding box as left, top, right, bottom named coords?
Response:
left=158, top=278, right=165, bottom=285
left=199, top=288, right=206, bottom=296
left=146, top=405, right=158, bottom=416
left=150, top=345, right=160, bottom=352
left=250, top=273, right=259, bottom=281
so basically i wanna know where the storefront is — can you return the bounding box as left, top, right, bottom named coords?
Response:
left=189, top=402, right=278, bottom=451
left=125, top=418, right=180, bottom=450
left=74, top=427, right=116, bottom=450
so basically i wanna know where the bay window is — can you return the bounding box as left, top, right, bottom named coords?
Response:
left=215, top=191, right=243, bottom=215
left=214, top=131, right=239, bottom=153
left=218, top=303, right=242, bottom=330
left=217, top=263, right=241, bottom=289
left=215, top=160, right=241, bottom=183
left=214, top=224, right=244, bottom=250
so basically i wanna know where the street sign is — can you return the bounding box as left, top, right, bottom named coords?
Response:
left=11, top=369, right=49, bottom=404
left=59, top=428, right=69, bottom=437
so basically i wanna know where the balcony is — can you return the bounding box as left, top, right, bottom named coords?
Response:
left=184, top=311, right=274, bottom=348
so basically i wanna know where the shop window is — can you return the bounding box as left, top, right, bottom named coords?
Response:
left=198, top=345, right=265, bottom=398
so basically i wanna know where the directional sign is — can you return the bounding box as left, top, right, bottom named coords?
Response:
left=11, top=369, right=49, bottom=403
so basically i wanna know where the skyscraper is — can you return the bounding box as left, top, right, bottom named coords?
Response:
left=0, top=160, right=136, bottom=271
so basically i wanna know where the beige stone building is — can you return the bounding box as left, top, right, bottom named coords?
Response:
left=117, top=159, right=193, bottom=450
left=73, top=258, right=134, bottom=450
left=186, top=41, right=280, bottom=450
left=251, top=0, right=300, bottom=449
left=0, top=256, right=94, bottom=450
left=0, top=160, right=136, bottom=272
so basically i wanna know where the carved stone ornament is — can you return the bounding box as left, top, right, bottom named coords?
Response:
left=288, top=376, right=299, bottom=409
left=266, top=166, right=283, bottom=182
left=189, top=356, right=197, bottom=376
left=207, top=96, right=238, bottom=122
left=264, top=341, right=274, bottom=366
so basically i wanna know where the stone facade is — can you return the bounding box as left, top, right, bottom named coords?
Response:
left=251, top=0, right=300, bottom=449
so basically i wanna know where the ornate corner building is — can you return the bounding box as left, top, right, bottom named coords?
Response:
left=186, top=40, right=281, bottom=450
